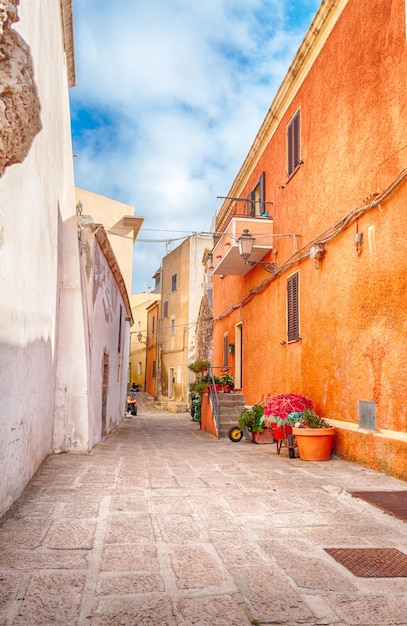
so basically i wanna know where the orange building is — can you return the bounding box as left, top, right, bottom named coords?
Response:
left=212, top=0, right=407, bottom=479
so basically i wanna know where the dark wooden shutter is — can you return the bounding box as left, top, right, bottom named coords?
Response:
left=287, top=110, right=300, bottom=177
left=248, top=190, right=255, bottom=216
left=259, top=172, right=265, bottom=213
left=287, top=272, right=299, bottom=342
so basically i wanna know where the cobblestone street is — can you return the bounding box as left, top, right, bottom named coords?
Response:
left=1, top=393, right=407, bottom=625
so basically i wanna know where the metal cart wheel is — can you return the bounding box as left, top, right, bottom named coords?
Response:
left=228, top=426, right=243, bottom=442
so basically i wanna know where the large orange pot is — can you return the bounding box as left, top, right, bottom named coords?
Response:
left=292, top=427, right=335, bottom=461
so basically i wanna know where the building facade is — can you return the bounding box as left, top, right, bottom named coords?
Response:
left=0, top=1, right=137, bottom=516
left=159, top=235, right=212, bottom=407
left=129, top=293, right=161, bottom=391
left=212, top=0, right=407, bottom=479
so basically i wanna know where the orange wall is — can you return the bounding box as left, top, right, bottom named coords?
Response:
left=213, top=0, right=407, bottom=479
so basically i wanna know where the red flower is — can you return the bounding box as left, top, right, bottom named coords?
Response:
left=264, top=393, right=313, bottom=420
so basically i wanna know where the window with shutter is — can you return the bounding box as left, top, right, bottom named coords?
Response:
left=248, top=172, right=266, bottom=216
left=287, top=272, right=300, bottom=342
left=287, top=110, right=301, bottom=178
left=163, top=300, right=169, bottom=318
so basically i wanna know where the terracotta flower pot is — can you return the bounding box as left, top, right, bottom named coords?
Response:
left=252, top=429, right=275, bottom=444
left=292, top=427, right=335, bottom=461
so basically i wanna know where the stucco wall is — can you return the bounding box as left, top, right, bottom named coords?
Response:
left=160, top=236, right=209, bottom=404
left=0, top=0, right=87, bottom=515
left=213, top=0, right=407, bottom=479
left=78, top=228, right=129, bottom=448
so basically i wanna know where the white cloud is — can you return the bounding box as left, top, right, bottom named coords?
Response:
left=70, top=0, right=320, bottom=292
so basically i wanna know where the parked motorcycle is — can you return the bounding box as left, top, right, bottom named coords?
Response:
left=190, top=392, right=200, bottom=421
left=126, top=391, right=138, bottom=415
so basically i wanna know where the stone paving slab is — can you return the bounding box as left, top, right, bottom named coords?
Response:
left=1, top=392, right=407, bottom=625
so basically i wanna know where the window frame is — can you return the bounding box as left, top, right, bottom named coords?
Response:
left=249, top=172, right=265, bottom=217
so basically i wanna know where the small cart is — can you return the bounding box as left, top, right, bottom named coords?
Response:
left=270, top=423, right=297, bottom=458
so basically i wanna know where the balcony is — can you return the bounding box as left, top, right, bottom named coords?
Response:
left=212, top=217, right=274, bottom=276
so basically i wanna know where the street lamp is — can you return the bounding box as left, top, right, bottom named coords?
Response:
left=238, top=228, right=275, bottom=273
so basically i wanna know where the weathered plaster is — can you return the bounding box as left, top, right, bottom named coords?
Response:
left=0, top=0, right=42, bottom=177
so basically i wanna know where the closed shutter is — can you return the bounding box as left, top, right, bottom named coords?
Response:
left=287, top=110, right=300, bottom=177
left=287, top=272, right=299, bottom=342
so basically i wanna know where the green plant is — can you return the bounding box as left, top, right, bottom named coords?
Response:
left=220, top=370, right=234, bottom=387
left=188, top=359, right=211, bottom=373
left=297, top=408, right=331, bottom=429
left=238, top=404, right=265, bottom=432
left=189, top=381, right=208, bottom=396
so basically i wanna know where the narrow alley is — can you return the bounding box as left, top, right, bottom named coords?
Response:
left=1, top=393, right=407, bottom=626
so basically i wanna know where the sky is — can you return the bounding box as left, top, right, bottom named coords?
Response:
left=70, top=0, right=321, bottom=293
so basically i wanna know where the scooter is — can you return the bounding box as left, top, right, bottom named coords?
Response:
left=126, top=392, right=138, bottom=415
left=190, top=392, right=200, bottom=421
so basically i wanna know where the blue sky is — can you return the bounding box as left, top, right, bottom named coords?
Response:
left=70, top=0, right=321, bottom=293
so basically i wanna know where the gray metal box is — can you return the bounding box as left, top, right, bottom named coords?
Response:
left=359, top=400, right=376, bottom=430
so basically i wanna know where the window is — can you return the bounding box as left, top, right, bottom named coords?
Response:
left=170, top=317, right=175, bottom=337
left=171, top=273, right=177, bottom=292
left=137, top=362, right=142, bottom=375
left=249, top=172, right=265, bottom=217
left=287, top=109, right=301, bottom=178
left=163, top=300, right=169, bottom=318
left=287, top=272, right=300, bottom=342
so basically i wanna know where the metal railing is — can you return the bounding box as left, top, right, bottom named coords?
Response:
left=207, top=366, right=221, bottom=439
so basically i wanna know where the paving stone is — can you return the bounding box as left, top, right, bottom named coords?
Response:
left=155, top=514, right=203, bottom=543
left=169, top=546, right=223, bottom=589
left=62, top=501, right=100, bottom=518
left=110, top=495, right=148, bottom=513
left=0, top=549, right=88, bottom=569
left=91, top=596, right=177, bottom=625
left=48, top=520, right=96, bottom=549
left=327, top=593, right=407, bottom=624
left=96, top=572, right=164, bottom=595
left=0, top=572, right=23, bottom=620
left=0, top=518, right=51, bottom=549
left=150, top=495, right=192, bottom=516
left=175, top=595, right=253, bottom=626
left=13, top=573, right=85, bottom=625
left=100, top=544, right=159, bottom=572
left=105, top=514, right=155, bottom=543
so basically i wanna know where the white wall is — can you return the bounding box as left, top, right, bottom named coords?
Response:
left=0, top=1, right=88, bottom=515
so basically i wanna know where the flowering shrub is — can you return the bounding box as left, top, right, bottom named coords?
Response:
left=264, top=393, right=313, bottom=426
left=220, top=370, right=234, bottom=387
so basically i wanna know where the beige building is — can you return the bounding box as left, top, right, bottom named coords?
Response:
left=159, top=235, right=212, bottom=408
left=129, top=292, right=161, bottom=391
left=75, top=187, right=143, bottom=296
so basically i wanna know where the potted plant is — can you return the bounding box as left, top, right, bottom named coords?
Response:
left=292, top=408, right=335, bottom=461
left=238, top=404, right=265, bottom=432
left=262, top=393, right=314, bottom=455
left=220, top=370, right=234, bottom=392
left=188, top=359, right=211, bottom=373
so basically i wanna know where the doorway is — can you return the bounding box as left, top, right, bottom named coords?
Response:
left=169, top=367, right=175, bottom=398
left=101, top=351, right=109, bottom=436
left=235, top=323, right=243, bottom=390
